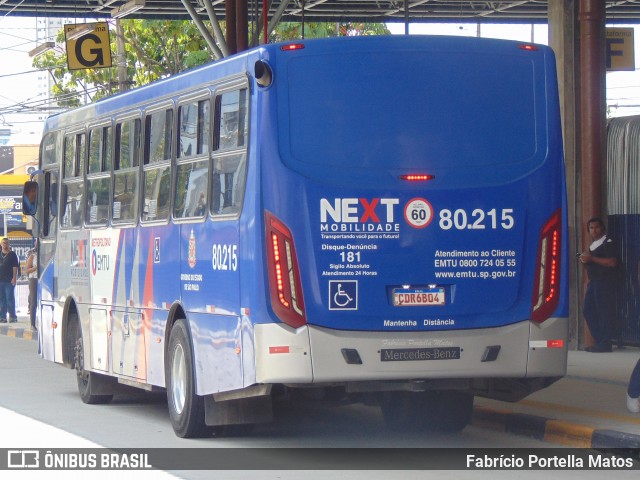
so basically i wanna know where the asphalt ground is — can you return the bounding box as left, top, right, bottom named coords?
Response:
left=2, top=316, right=640, bottom=449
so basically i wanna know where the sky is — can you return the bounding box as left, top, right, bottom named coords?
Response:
left=0, top=16, right=45, bottom=144
left=2, top=18, right=640, bottom=145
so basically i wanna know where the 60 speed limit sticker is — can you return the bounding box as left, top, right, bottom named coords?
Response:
left=404, top=198, right=434, bottom=229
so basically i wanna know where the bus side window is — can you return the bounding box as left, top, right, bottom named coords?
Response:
left=173, top=159, right=208, bottom=219
left=215, top=90, right=247, bottom=151
left=142, top=108, right=173, bottom=223
left=174, top=98, right=210, bottom=220
left=41, top=131, right=59, bottom=167
left=212, top=87, right=248, bottom=216
left=60, top=132, right=85, bottom=229
left=212, top=153, right=246, bottom=215
left=42, top=172, right=59, bottom=239
left=86, top=125, right=112, bottom=226
left=113, top=117, right=141, bottom=224
left=38, top=132, right=60, bottom=239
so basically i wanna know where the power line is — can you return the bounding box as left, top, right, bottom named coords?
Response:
left=0, top=69, right=42, bottom=79
left=0, top=86, right=102, bottom=116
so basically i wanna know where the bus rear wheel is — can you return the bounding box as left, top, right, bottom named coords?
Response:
left=166, top=319, right=210, bottom=438
left=379, top=391, right=473, bottom=433
left=72, top=313, right=113, bottom=405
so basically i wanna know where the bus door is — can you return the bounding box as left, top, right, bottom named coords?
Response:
left=39, top=166, right=60, bottom=363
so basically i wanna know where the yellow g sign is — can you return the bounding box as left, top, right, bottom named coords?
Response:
left=65, top=22, right=112, bottom=71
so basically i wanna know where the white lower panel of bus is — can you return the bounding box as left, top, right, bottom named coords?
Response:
left=254, top=318, right=567, bottom=384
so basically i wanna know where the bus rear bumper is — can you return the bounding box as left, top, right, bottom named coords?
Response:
left=254, top=318, right=568, bottom=385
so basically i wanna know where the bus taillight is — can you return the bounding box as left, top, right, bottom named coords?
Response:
left=531, top=210, right=562, bottom=323
left=265, top=211, right=306, bottom=328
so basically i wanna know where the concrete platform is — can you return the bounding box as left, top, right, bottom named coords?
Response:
left=472, top=348, right=640, bottom=449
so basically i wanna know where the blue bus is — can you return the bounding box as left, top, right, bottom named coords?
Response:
left=24, top=35, right=568, bottom=437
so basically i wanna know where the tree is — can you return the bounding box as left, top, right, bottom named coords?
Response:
left=32, top=20, right=213, bottom=106
left=269, top=22, right=389, bottom=42
left=32, top=20, right=389, bottom=107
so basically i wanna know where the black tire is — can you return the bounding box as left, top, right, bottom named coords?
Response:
left=72, top=312, right=113, bottom=405
left=166, top=319, right=210, bottom=438
left=379, top=391, right=473, bottom=433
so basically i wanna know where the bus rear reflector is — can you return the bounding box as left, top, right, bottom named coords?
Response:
left=531, top=209, right=562, bottom=323
left=265, top=211, right=306, bottom=328
left=529, top=339, right=564, bottom=349
left=547, top=339, right=564, bottom=348
left=269, top=346, right=290, bottom=354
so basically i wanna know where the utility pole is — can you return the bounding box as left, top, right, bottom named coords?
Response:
left=578, top=0, right=607, bottom=348
left=116, top=19, right=129, bottom=93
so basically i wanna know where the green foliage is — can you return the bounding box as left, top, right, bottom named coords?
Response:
left=32, top=20, right=213, bottom=104
left=270, top=22, right=390, bottom=42
left=31, top=19, right=389, bottom=106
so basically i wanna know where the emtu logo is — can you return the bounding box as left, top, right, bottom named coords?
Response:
left=91, top=249, right=110, bottom=275
left=320, top=198, right=399, bottom=223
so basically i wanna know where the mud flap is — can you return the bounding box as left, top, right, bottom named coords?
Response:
left=204, top=395, right=273, bottom=426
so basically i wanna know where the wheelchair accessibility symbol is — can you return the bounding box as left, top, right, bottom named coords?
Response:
left=329, top=280, right=358, bottom=310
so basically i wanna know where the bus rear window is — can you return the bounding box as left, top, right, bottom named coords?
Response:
left=285, top=51, right=539, bottom=170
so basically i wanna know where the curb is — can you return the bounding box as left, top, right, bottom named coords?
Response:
left=472, top=406, right=640, bottom=449
left=0, top=324, right=37, bottom=341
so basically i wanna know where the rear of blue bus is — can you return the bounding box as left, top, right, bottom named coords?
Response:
left=251, top=36, right=568, bottom=405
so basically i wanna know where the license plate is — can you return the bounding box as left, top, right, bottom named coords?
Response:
left=393, top=288, right=445, bottom=306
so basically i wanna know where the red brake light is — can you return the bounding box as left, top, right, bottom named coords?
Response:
left=400, top=174, right=435, bottom=182
left=281, top=43, right=305, bottom=51
left=518, top=44, right=539, bottom=51
left=265, top=211, right=306, bottom=328
left=531, top=209, right=562, bottom=323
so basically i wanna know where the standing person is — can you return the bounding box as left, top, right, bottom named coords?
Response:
left=0, top=237, right=19, bottom=323
left=578, top=217, right=619, bottom=353
left=25, top=240, right=37, bottom=331
left=627, top=357, right=640, bottom=413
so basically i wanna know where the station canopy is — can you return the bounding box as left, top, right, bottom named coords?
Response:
left=3, top=1, right=640, bottom=24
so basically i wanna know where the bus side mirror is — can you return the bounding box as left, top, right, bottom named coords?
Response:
left=22, top=181, right=38, bottom=216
